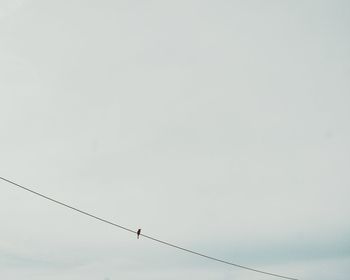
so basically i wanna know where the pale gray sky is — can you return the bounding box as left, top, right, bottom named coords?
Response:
left=0, top=1, right=349, bottom=279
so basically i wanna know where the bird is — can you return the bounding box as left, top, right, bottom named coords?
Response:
left=137, top=228, right=141, bottom=239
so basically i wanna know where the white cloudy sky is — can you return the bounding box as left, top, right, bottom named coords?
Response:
left=0, top=0, right=349, bottom=279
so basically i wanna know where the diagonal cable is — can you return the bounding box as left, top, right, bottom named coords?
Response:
left=0, top=176, right=298, bottom=280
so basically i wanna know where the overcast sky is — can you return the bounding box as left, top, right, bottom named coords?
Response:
left=0, top=1, right=349, bottom=279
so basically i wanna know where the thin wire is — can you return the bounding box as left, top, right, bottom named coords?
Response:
left=0, top=176, right=298, bottom=280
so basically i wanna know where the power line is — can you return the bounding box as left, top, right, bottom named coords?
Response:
left=0, top=176, right=298, bottom=280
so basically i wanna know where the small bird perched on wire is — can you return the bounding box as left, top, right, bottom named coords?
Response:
left=137, top=228, right=141, bottom=239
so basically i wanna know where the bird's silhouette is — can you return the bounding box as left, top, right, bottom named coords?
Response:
left=137, top=228, right=141, bottom=239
